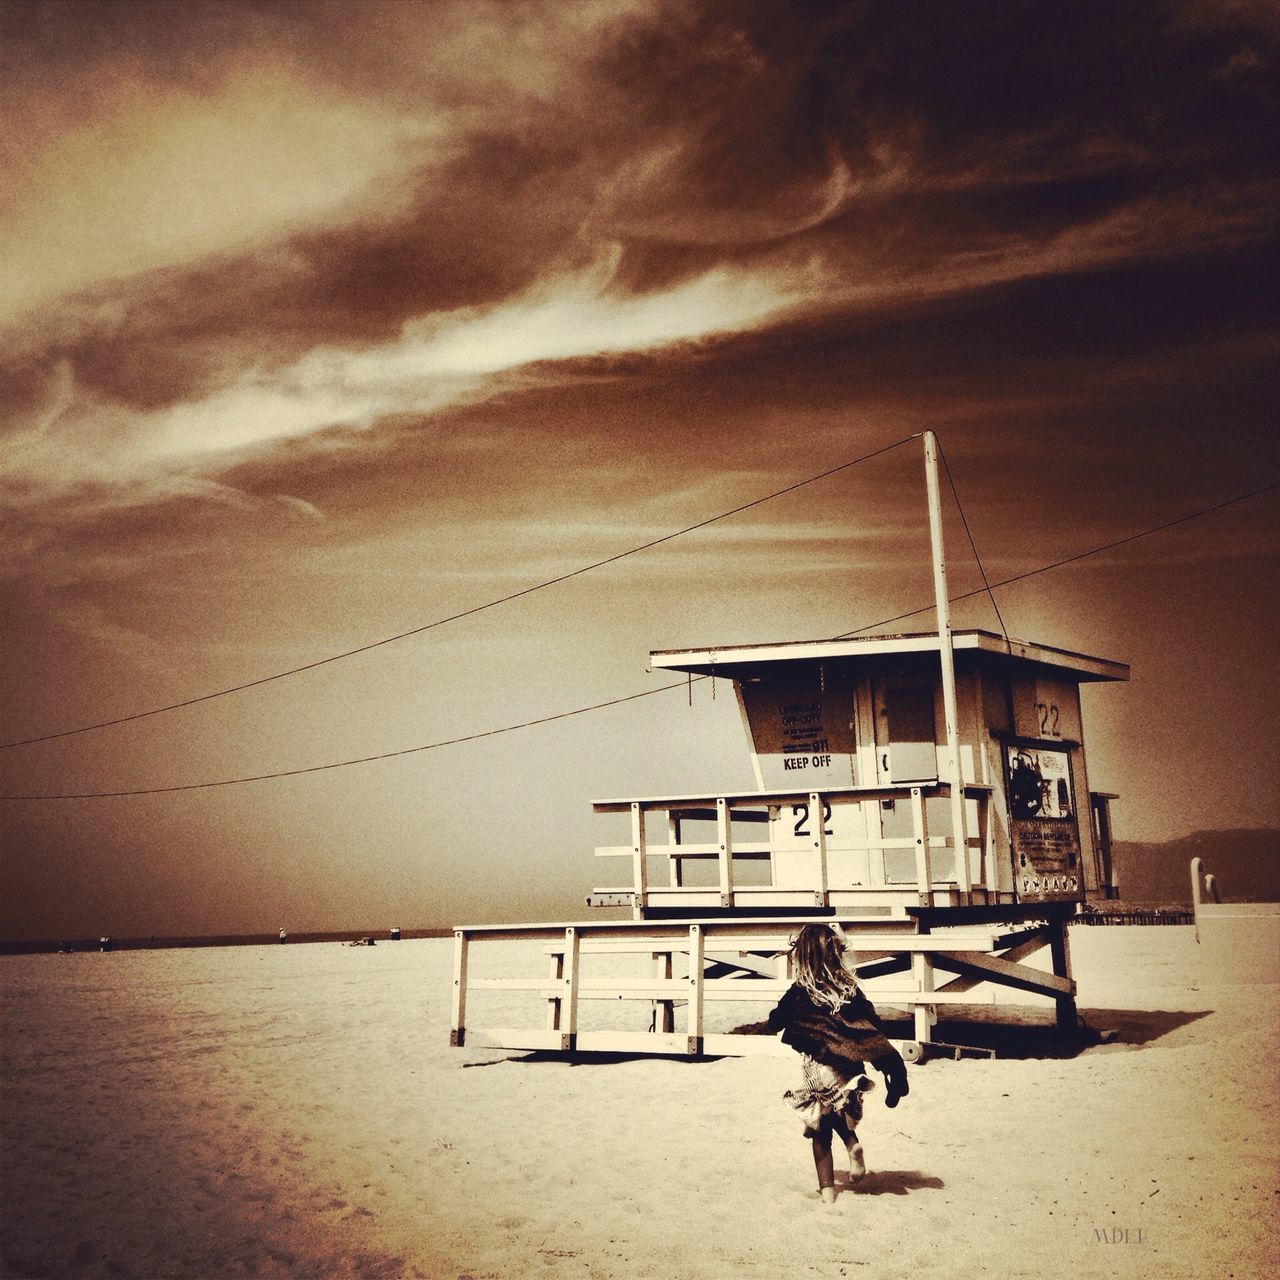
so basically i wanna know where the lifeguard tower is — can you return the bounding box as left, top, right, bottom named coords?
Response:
left=450, top=433, right=1127, bottom=1060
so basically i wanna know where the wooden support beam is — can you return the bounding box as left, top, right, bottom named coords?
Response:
left=687, top=924, right=705, bottom=1054
left=560, top=926, right=581, bottom=1051
left=667, top=813, right=682, bottom=888
left=1049, top=915, right=1077, bottom=1030
left=930, top=949, right=1075, bottom=998
left=450, top=930, right=469, bottom=1047
left=926, top=932, right=1047, bottom=994
left=911, top=916, right=935, bottom=1043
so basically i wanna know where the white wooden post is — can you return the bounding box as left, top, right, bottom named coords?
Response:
left=546, top=948, right=563, bottom=1031
left=809, top=790, right=829, bottom=907
left=716, top=798, right=734, bottom=908
left=667, top=812, right=683, bottom=887
left=1049, top=914, right=1076, bottom=1032
left=912, top=942, right=936, bottom=1044
left=560, top=926, right=580, bottom=1051
left=450, top=930, right=469, bottom=1047
left=631, top=801, right=648, bottom=920
left=923, top=430, right=971, bottom=897
left=1191, top=856, right=1204, bottom=944
left=910, top=785, right=933, bottom=906
left=653, top=951, right=675, bottom=1033
left=687, top=924, right=705, bottom=1055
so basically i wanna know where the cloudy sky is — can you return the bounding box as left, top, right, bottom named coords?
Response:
left=1, top=0, right=1277, bottom=940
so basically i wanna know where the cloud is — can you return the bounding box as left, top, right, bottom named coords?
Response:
left=1, top=249, right=805, bottom=509
left=0, top=65, right=436, bottom=328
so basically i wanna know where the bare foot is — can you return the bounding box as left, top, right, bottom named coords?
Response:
left=819, top=1186, right=837, bottom=1204
left=847, top=1143, right=867, bottom=1180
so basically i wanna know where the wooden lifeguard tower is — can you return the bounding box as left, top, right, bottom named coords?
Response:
left=450, top=433, right=1127, bottom=1060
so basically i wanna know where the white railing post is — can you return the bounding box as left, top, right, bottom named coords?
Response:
left=667, top=811, right=683, bottom=887
left=910, top=785, right=933, bottom=906
left=687, top=924, right=705, bottom=1055
left=630, top=802, right=648, bottom=920
left=810, top=790, right=829, bottom=908
left=450, top=930, right=469, bottom=1047
left=1191, top=856, right=1204, bottom=944
left=716, top=798, right=734, bottom=908
left=560, top=926, right=580, bottom=1051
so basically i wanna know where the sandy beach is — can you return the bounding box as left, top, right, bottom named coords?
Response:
left=1, top=927, right=1276, bottom=1280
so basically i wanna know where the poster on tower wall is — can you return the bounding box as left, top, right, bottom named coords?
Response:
left=1006, top=743, right=1082, bottom=901
left=741, top=678, right=856, bottom=790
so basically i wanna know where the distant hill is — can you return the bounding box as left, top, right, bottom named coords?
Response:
left=1112, top=829, right=1279, bottom=904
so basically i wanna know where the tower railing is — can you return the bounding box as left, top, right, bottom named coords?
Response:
left=591, top=782, right=993, bottom=917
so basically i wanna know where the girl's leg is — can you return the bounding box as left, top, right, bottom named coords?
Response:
left=810, top=1115, right=837, bottom=1202
left=830, top=1111, right=867, bottom=1180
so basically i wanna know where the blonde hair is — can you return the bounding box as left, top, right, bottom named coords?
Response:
left=791, top=923, right=858, bottom=1011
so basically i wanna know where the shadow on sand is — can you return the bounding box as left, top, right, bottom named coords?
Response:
left=875, top=1006, right=1212, bottom=1059
left=838, top=1169, right=944, bottom=1196
left=459, top=1007, right=1211, bottom=1068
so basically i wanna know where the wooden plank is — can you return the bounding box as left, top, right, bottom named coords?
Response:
left=595, top=842, right=774, bottom=859
left=464, top=1028, right=567, bottom=1052
left=593, top=783, right=935, bottom=813
left=700, top=1033, right=792, bottom=1058
left=449, top=930, right=469, bottom=1048
left=458, top=1026, right=982, bottom=1058
left=547, top=930, right=1005, bottom=955
left=856, top=988, right=993, bottom=1005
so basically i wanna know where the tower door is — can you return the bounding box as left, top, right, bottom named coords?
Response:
left=872, top=676, right=951, bottom=883
left=872, top=679, right=938, bottom=783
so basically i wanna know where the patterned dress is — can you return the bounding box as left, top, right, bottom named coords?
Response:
left=767, top=982, right=907, bottom=1134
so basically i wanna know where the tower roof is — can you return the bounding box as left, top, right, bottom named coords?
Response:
left=649, top=629, right=1129, bottom=683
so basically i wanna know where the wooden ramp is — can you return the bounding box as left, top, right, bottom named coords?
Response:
left=450, top=910, right=1077, bottom=1059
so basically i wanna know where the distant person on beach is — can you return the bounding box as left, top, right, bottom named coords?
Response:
left=768, top=923, right=909, bottom=1204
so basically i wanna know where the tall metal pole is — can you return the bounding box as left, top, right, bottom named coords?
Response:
left=923, top=431, right=971, bottom=898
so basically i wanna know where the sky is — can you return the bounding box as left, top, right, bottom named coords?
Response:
left=1, top=0, right=1277, bottom=941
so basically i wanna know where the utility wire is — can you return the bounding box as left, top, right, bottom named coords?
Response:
left=0, top=680, right=700, bottom=800
left=833, top=477, right=1280, bottom=640
left=3, top=474, right=1274, bottom=802
left=937, top=440, right=1011, bottom=649
left=0, top=435, right=917, bottom=752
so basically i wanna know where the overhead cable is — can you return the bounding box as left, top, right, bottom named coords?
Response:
left=936, top=440, right=1011, bottom=649
left=0, top=435, right=917, bottom=751
left=3, top=475, right=1274, bottom=802
left=832, top=477, right=1279, bottom=640
left=0, top=681, right=697, bottom=800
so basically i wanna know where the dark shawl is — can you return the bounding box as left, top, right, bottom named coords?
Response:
left=767, top=983, right=897, bottom=1076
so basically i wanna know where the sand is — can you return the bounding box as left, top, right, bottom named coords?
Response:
left=1, top=927, right=1276, bottom=1280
